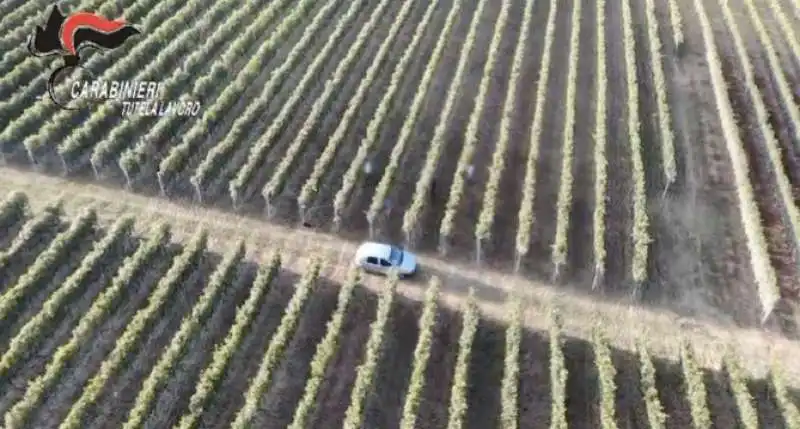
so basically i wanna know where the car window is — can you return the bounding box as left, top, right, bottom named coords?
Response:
left=389, top=246, right=403, bottom=265
left=379, top=258, right=392, bottom=267
left=366, top=256, right=378, bottom=265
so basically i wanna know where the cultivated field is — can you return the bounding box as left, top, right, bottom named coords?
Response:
left=2, top=0, right=800, bottom=338
left=0, top=190, right=798, bottom=429
left=1, top=0, right=800, bottom=425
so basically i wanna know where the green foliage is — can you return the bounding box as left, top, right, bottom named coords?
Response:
left=8, top=222, right=174, bottom=429
left=123, top=240, right=246, bottom=429
left=58, top=226, right=203, bottom=429
left=288, top=268, right=361, bottom=429
left=342, top=272, right=399, bottom=428
left=0, top=207, right=96, bottom=322
left=593, top=328, right=617, bottom=429
left=231, top=258, right=322, bottom=429
left=680, top=343, right=711, bottom=429
left=399, top=277, right=441, bottom=429
left=446, top=289, right=479, bottom=429
left=549, top=309, right=567, bottom=429
left=724, top=353, right=759, bottom=429
left=0, top=216, right=133, bottom=375
left=638, top=342, right=666, bottom=429
left=500, top=296, right=524, bottom=429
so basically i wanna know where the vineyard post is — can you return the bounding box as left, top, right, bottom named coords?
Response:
left=230, top=188, right=239, bottom=211
left=58, top=152, right=68, bottom=176
left=761, top=302, right=775, bottom=326
left=193, top=183, right=203, bottom=203
left=90, top=159, right=100, bottom=180
left=439, top=235, right=449, bottom=256
left=475, top=237, right=482, bottom=265
left=631, top=281, right=642, bottom=302
left=264, top=199, right=275, bottom=218
left=337, top=242, right=347, bottom=267
left=552, top=262, right=560, bottom=283
left=332, top=212, right=342, bottom=233
left=662, top=181, right=671, bottom=199
left=119, top=162, right=132, bottom=190
left=156, top=171, right=166, bottom=197
left=513, top=251, right=522, bottom=273
left=25, top=146, right=36, bottom=168
left=592, top=265, right=604, bottom=290
left=366, top=212, right=375, bottom=239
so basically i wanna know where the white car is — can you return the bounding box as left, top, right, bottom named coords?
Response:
left=354, top=242, right=418, bottom=277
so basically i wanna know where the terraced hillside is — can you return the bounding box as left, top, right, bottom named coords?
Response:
left=0, top=190, right=798, bottom=429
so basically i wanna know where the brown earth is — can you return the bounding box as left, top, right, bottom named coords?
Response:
left=0, top=165, right=799, bottom=390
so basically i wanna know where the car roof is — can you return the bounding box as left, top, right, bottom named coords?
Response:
left=356, top=242, right=393, bottom=260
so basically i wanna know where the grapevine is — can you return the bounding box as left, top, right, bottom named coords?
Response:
left=227, top=0, right=367, bottom=205
left=122, top=240, right=246, bottom=429
left=58, top=227, right=205, bottom=429
left=0, top=208, right=97, bottom=323
left=342, top=272, right=398, bottom=428
left=288, top=268, right=361, bottom=429
left=6, top=222, right=173, bottom=429
left=0, top=216, right=133, bottom=375
left=399, top=277, right=441, bottom=429
left=401, top=0, right=491, bottom=244
left=230, top=259, right=322, bottom=429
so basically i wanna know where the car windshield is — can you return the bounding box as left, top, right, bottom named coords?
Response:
left=389, top=246, right=403, bottom=265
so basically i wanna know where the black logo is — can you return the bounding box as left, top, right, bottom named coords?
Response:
left=28, top=4, right=140, bottom=108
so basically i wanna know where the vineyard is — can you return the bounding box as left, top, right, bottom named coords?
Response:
left=0, top=190, right=796, bottom=428
left=1, top=0, right=800, bottom=334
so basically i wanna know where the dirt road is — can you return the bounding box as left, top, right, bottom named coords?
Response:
left=1, top=165, right=798, bottom=387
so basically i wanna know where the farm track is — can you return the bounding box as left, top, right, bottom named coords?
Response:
left=0, top=182, right=797, bottom=427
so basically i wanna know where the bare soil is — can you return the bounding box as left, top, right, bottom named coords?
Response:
left=251, top=278, right=341, bottom=428
left=601, top=0, right=634, bottom=292
left=0, top=174, right=798, bottom=428
left=197, top=270, right=298, bottom=429
left=563, top=0, right=598, bottom=286
left=4, top=0, right=800, bottom=423
left=0, top=167, right=799, bottom=388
